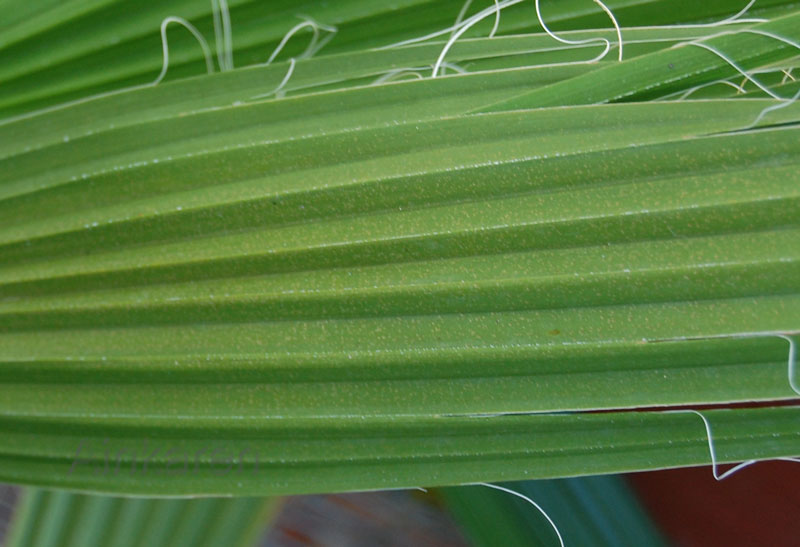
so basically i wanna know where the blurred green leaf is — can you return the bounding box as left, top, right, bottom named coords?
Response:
left=4, top=488, right=277, bottom=547
left=441, top=476, right=665, bottom=547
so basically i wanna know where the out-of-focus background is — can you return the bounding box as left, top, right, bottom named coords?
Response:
left=2, top=463, right=799, bottom=546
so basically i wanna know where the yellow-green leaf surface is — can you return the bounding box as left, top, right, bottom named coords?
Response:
left=5, top=0, right=794, bottom=117
left=484, top=11, right=800, bottom=110
left=0, top=23, right=749, bottom=158
left=1, top=1, right=799, bottom=497
left=1, top=408, right=798, bottom=496
left=1, top=64, right=799, bottom=493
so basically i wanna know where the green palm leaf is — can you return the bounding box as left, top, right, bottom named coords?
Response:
left=1, top=0, right=798, bottom=503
